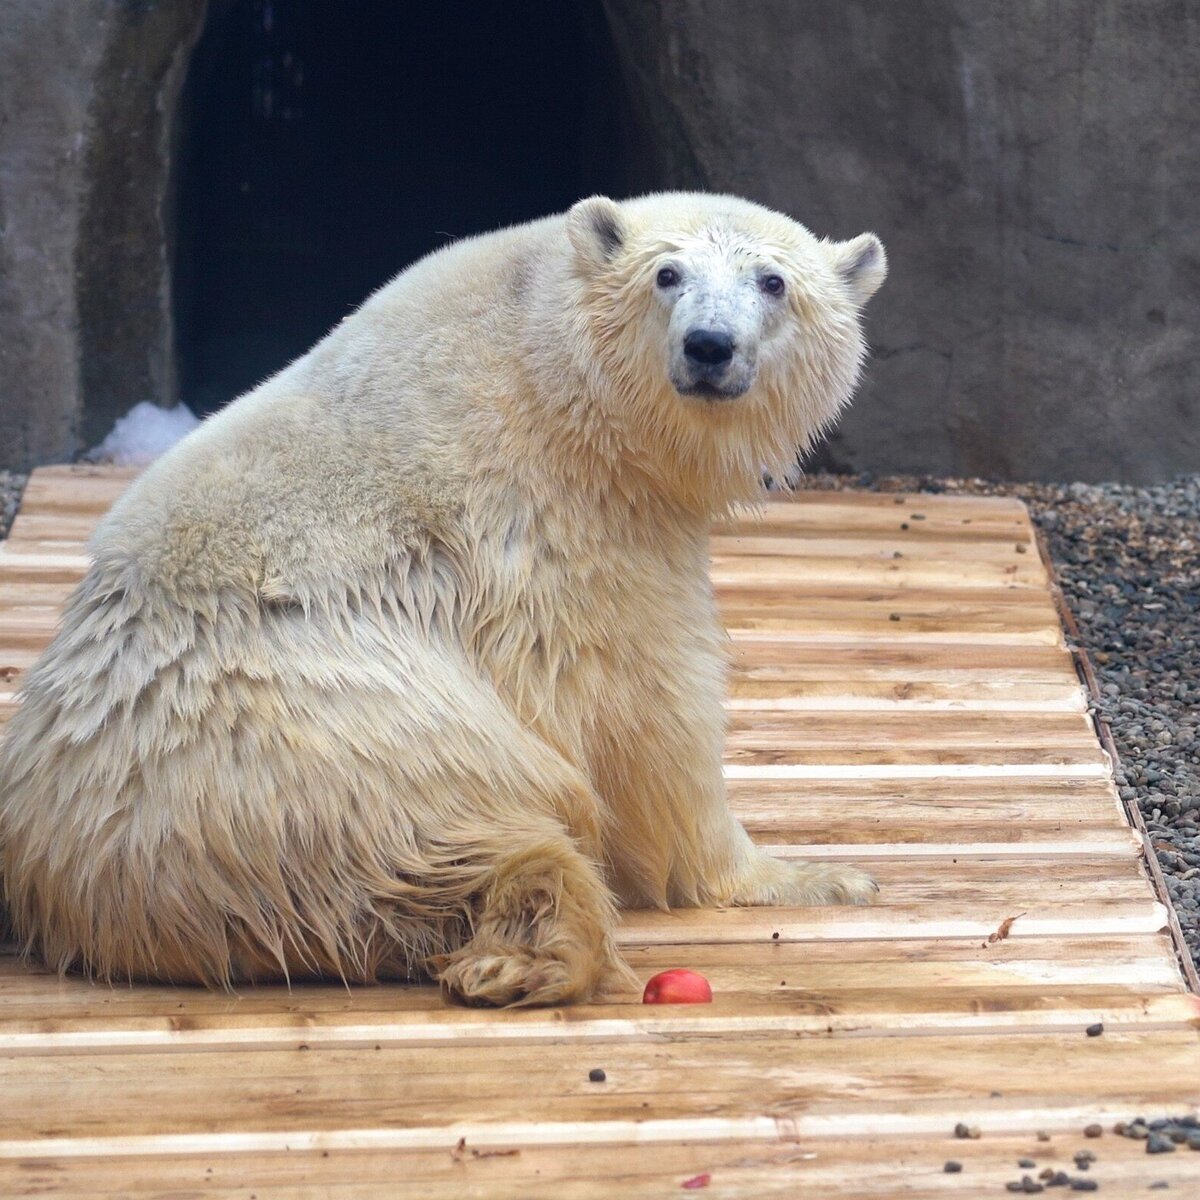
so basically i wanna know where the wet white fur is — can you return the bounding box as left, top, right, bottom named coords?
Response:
left=0, top=193, right=886, bottom=1004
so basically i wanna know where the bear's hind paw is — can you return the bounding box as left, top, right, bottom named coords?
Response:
left=435, top=944, right=585, bottom=1008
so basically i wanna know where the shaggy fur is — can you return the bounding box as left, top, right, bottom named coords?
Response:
left=0, top=193, right=886, bottom=1004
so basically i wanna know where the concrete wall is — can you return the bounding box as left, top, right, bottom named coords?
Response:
left=1, top=0, right=1198, bottom=481
left=602, top=0, right=1200, bottom=482
left=0, top=0, right=206, bottom=468
left=0, top=0, right=108, bottom=468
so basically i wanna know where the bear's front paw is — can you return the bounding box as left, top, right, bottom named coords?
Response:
left=727, top=857, right=878, bottom=907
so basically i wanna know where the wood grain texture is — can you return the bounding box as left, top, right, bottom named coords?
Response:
left=0, top=465, right=1194, bottom=1198
left=6, top=1134, right=1200, bottom=1199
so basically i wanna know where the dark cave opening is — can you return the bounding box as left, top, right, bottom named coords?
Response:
left=174, top=0, right=630, bottom=414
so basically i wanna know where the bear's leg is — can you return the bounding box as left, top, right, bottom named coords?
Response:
left=595, top=660, right=877, bottom=910
left=432, top=821, right=631, bottom=1006
left=661, top=752, right=878, bottom=909
left=711, top=835, right=879, bottom=908
left=683, top=753, right=879, bottom=909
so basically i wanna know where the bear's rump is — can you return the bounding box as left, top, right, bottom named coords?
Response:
left=0, top=570, right=584, bottom=985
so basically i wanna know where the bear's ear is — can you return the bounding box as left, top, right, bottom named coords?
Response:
left=828, top=233, right=887, bottom=304
left=567, top=196, right=626, bottom=273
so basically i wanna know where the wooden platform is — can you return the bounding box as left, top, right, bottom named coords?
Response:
left=1, top=464, right=1198, bottom=1198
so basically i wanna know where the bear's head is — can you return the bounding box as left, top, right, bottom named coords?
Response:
left=563, top=192, right=886, bottom=508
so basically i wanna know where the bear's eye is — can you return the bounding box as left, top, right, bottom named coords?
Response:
left=656, top=266, right=680, bottom=289
left=761, top=274, right=786, bottom=296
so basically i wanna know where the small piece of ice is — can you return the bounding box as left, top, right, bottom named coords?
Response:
left=86, top=402, right=201, bottom=466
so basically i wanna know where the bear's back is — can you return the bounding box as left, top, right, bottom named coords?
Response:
left=87, top=214, right=571, bottom=605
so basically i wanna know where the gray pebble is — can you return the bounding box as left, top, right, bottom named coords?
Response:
left=1147, top=1132, right=1176, bottom=1154
left=0, top=472, right=29, bottom=541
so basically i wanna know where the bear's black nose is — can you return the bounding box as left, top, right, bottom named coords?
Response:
left=683, top=329, right=735, bottom=367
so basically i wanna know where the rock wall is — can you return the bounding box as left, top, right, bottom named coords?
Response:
left=0, top=0, right=206, bottom=468
left=0, top=1, right=108, bottom=468
left=602, top=0, right=1200, bottom=482
left=1, top=0, right=1197, bottom=481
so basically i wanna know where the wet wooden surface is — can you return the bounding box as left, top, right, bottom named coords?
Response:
left=1, top=464, right=1197, bottom=1197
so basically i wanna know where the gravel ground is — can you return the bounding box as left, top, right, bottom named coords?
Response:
left=797, top=470, right=1200, bottom=973
left=2, top=464, right=1197, bottom=969
left=0, top=471, right=27, bottom=541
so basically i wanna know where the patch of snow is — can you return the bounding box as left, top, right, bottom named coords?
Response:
left=86, top=402, right=201, bottom=467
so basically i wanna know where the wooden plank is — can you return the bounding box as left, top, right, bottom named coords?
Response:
left=2, top=635, right=1091, bottom=722
left=7, top=1132, right=1200, bottom=1200
left=728, top=709, right=1099, bottom=747
left=711, top=533, right=1039, bottom=562
left=0, top=609, right=62, bottom=645
left=710, top=552, right=1047, bottom=591
left=1, top=936, right=1179, bottom=1021
left=0, top=487, right=1035, bottom=547
left=721, top=588, right=1065, bottom=646
left=0, top=563, right=1077, bottom=680
left=720, top=507, right=1035, bottom=538
left=2, top=677, right=1092, bottom=725
left=722, top=492, right=1032, bottom=520
left=0, top=931, right=1179, bottom=1001
left=730, top=776, right=1134, bottom=854
left=4, top=988, right=1194, bottom=1056
left=724, top=765, right=1112, bottom=782
left=726, top=748, right=1111, bottom=769
left=762, top=839, right=1138, bottom=861
left=727, top=639, right=1087, bottom=708
left=0, top=548, right=86, bottom=574
left=2, top=511, right=107, bottom=549
left=616, top=902, right=1169, bottom=947
left=0, top=546, right=90, bottom=574
left=1, top=1031, right=1197, bottom=1143
left=726, top=679, right=1086, bottom=712
left=0, top=554, right=1048, bottom=598
left=0, top=578, right=78, bottom=607
left=2, top=928, right=1191, bottom=1050
left=11, top=463, right=139, bottom=513
left=730, top=639, right=1079, bottom=678
left=4, top=520, right=1042, bottom=566
left=0, top=469, right=1192, bottom=1200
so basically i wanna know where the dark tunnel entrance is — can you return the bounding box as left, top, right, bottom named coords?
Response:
left=174, top=0, right=631, bottom=414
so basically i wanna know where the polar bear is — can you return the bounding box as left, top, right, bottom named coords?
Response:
left=0, top=193, right=886, bottom=1005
